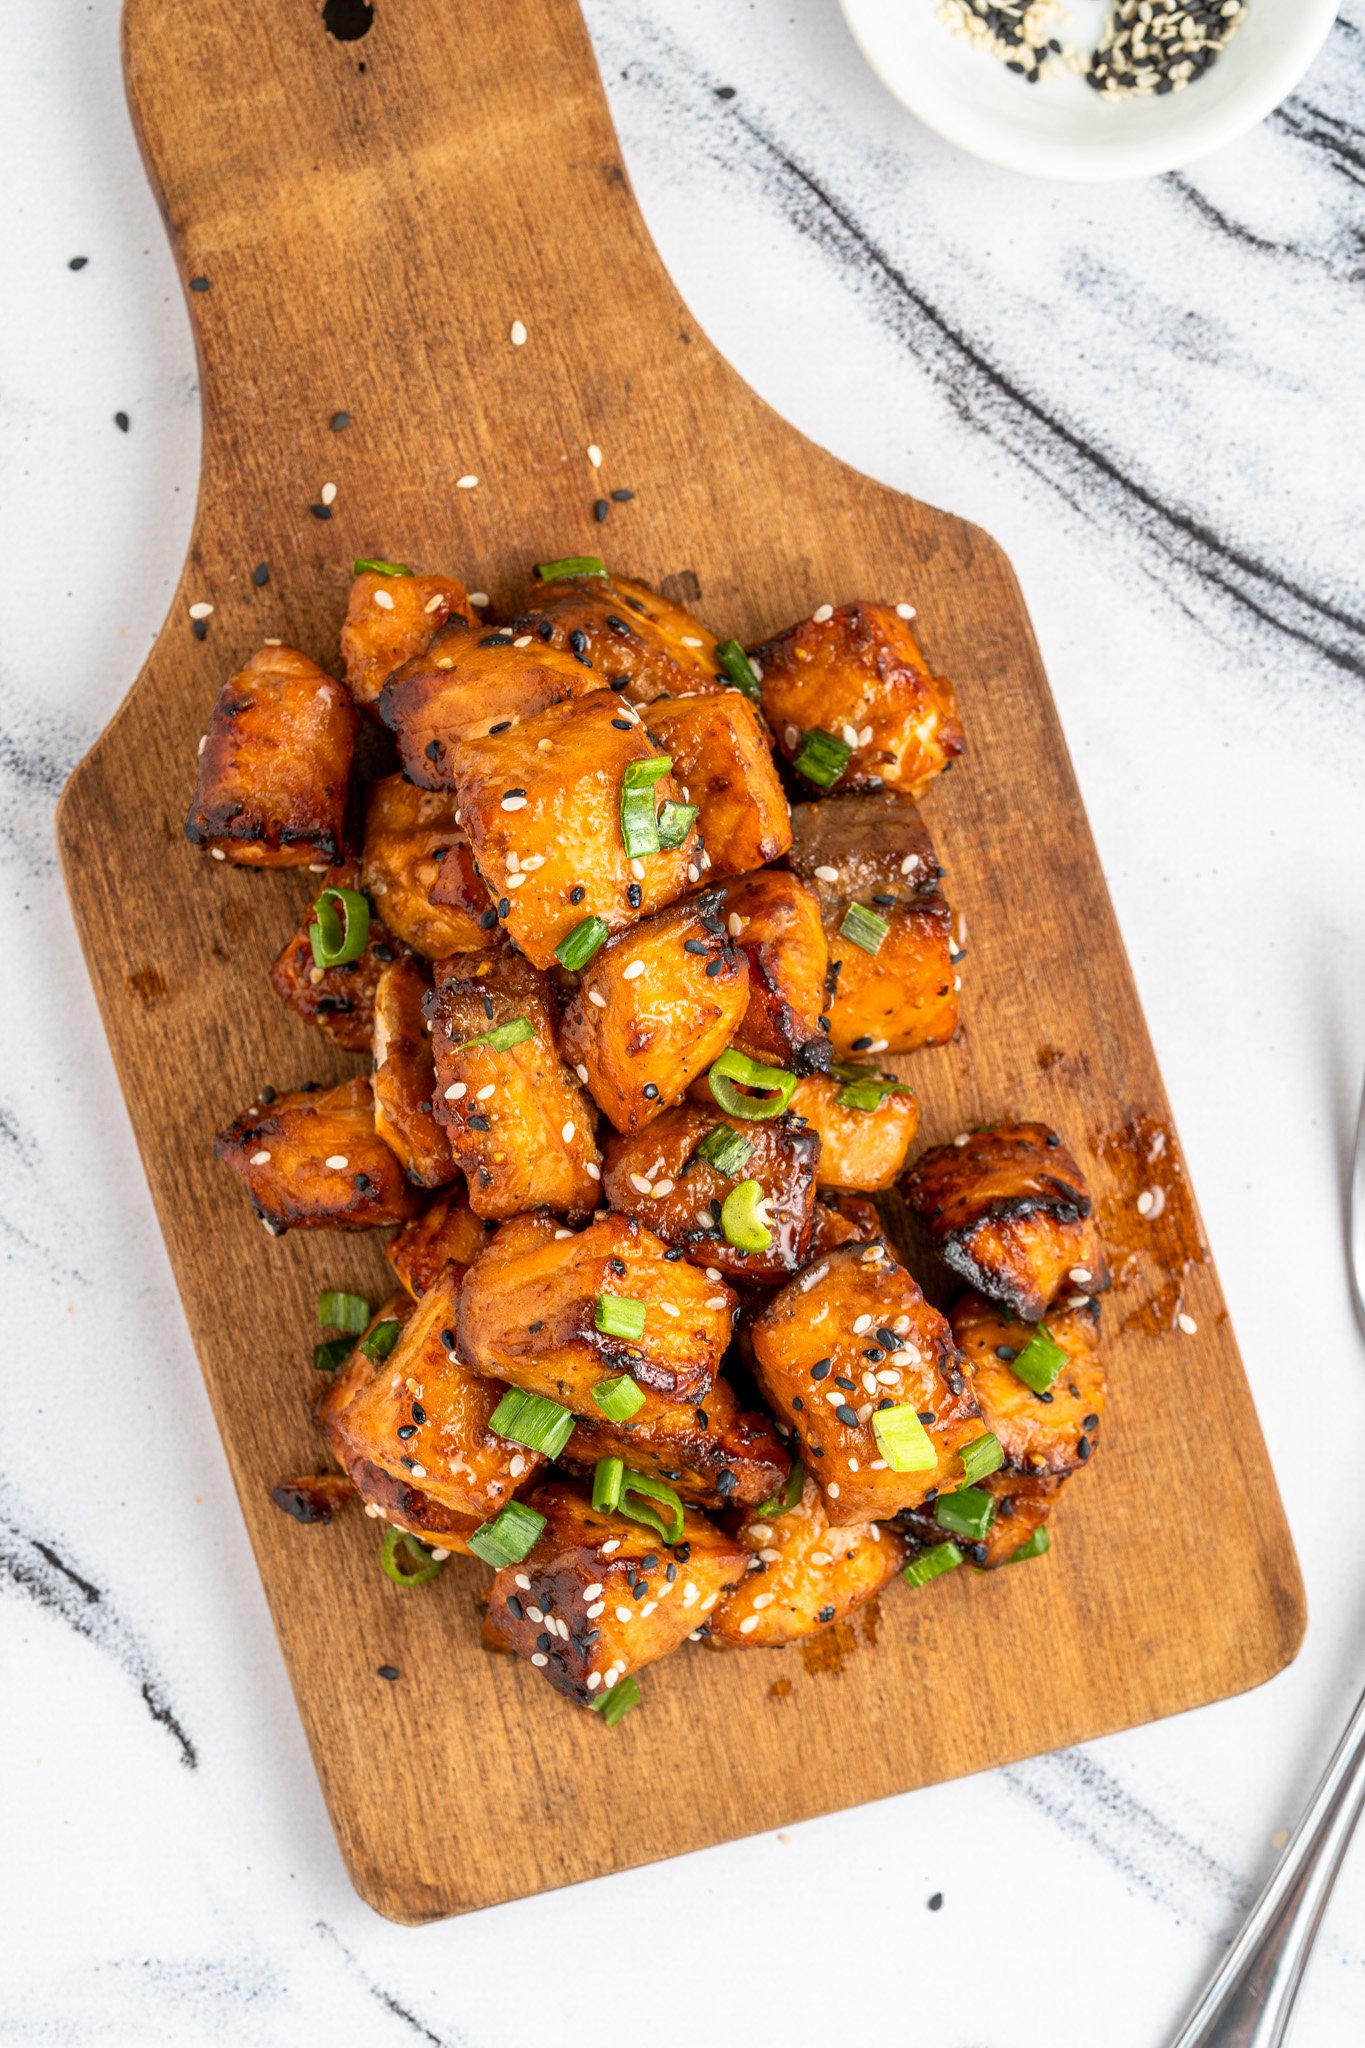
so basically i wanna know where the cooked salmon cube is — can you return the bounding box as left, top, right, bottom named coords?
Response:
left=561, top=893, right=749, bottom=1132
left=185, top=645, right=357, bottom=868
left=443, top=693, right=699, bottom=968
left=710, top=1472, right=906, bottom=1646
left=896, top=1468, right=1063, bottom=1570
left=371, top=956, right=458, bottom=1188
left=322, top=1265, right=545, bottom=1522
left=561, top=1372, right=790, bottom=1511
left=379, top=623, right=601, bottom=788
left=268, top=861, right=405, bottom=1054
left=789, top=1068, right=919, bottom=1190
left=951, top=1292, right=1104, bottom=1477
left=339, top=567, right=474, bottom=713
left=645, top=690, right=790, bottom=877
left=484, top=1479, right=746, bottom=1703
left=214, top=1076, right=421, bottom=1232
left=720, top=870, right=831, bottom=1074
left=510, top=568, right=724, bottom=707
left=808, top=1190, right=882, bottom=1254
left=601, top=1102, right=818, bottom=1281
left=387, top=1187, right=497, bottom=1299
left=790, top=792, right=958, bottom=1056
left=750, top=1239, right=983, bottom=1523
left=359, top=774, right=494, bottom=958
left=901, top=1122, right=1109, bottom=1322
left=457, top=1210, right=735, bottom=1412
left=754, top=601, right=963, bottom=796
left=426, top=950, right=601, bottom=1219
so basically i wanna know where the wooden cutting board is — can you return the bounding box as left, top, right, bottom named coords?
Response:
left=58, top=0, right=1304, bottom=1923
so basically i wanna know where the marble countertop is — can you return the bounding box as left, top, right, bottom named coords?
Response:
left=4, top=1, right=1364, bottom=2041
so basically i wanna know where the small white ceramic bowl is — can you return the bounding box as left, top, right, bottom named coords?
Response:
left=837, top=0, right=1340, bottom=180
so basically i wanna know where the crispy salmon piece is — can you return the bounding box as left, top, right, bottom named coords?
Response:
left=951, top=1293, right=1104, bottom=1477
left=510, top=568, right=725, bottom=707
left=561, top=1371, right=790, bottom=1511
left=372, top=956, right=458, bottom=1188
left=710, top=1473, right=906, bottom=1646
left=185, top=645, right=357, bottom=868
left=720, top=870, right=831, bottom=1075
left=601, top=1103, right=818, bottom=1281
left=646, top=690, right=790, bottom=877
left=789, top=1069, right=919, bottom=1191
left=214, top=1076, right=421, bottom=1232
left=339, top=568, right=474, bottom=713
left=268, top=861, right=405, bottom=1053
left=379, top=624, right=600, bottom=788
left=386, top=1186, right=496, bottom=1299
left=359, top=774, right=493, bottom=958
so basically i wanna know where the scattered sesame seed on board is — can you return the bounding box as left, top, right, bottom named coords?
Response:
left=457, top=474, right=478, bottom=489
left=587, top=443, right=603, bottom=468
left=320, top=481, right=337, bottom=505
left=469, top=591, right=489, bottom=608
left=510, top=319, right=527, bottom=346
left=1178, top=1312, right=1199, bottom=1335
left=188, top=600, right=213, bottom=619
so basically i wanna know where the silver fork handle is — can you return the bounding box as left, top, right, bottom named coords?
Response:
left=1169, top=1683, right=1365, bottom=2048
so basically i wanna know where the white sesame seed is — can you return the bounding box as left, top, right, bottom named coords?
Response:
left=812, top=603, right=834, bottom=624
left=601, top=1539, right=621, bottom=1555
left=586, top=1671, right=601, bottom=1690
left=705, top=1267, right=722, bottom=1282
left=188, top=601, right=213, bottom=619
left=1178, top=1312, right=1198, bottom=1335
left=615, top=1605, right=633, bottom=1623
left=687, top=863, right=700, bottom=883
left=1067, top=1294, right=1089, bottom=1308
left=867, top=1038, right=888, bottom=1053
left=586, top=1599, right=606, bottom=1618
left=652, top=1178, right=674, bottom=1198
left=511, top=634, right=533, bottom=649
left=373, top=588, right=395, bottom=611
left=526, top=1605, right=544, bottom=1623
left=250, top=1150, right=271, bottom=1166
left=1069, top=1266, right=1092, bottom=1284
left=603, top=1667, right=620, bottom=1689
left=587, top=443, right=603, bottom=468
left=848, top=1456, right=861, bottom=1471
left=840, top=722, right=860, bottom=747
left=561, top=1120, right=576, bottom=1144
left=469, top=591, right=488, bottom=608
left=410, top=1464, right=427, bottom=1479
left=852, top=1313, right=873, bottom=1334
left=505, top=870, right=526, bottom=889
left=641, top=1600, right=658, bottom=1616
left=430, top=1548, right=450, bottom=1562
left=896, top=602, right=916, bottom=620
left=501, top=795, right=527, bottom=812
left=475, top=1083, right=495, bottom=1101
left=210, top=846, right=227, bottom=860
left=510, top=319, right=527, bottom=345
left=444, top=1082, right=467, bottom=1101
left=553, top=1227, right=572, bottom=1240
left=630, top=1173, right=653, bottom=1196
left=325, top=1154, right=349, bottom=1169
left=825, top=1389, right=845, bottom=1408
left=705, top=1295, right=728, bottom=1310
left=586, top=1162, right=601, bottom=1180
left=876, top=1368, right=899, bottom=1385
left=424, top=593, right=445, bottom=613
left=812, top=864, right=840, bottom=884
left=530, top=1652, right=548, bottom=1667
left=365, top=1502, right=384, bottom=1517
left=810, top=1551, right=833, bottom=1567
left=629, top=857, right=646, bottom=883
left=681, top=636, right=703, bottom=647
left=752, top=1593, right=775, bottom=1611
left=320, top=481, right=337, bottom=505
left=738, top=1614, right=760, bottom=1634
left=514, top=1572, right=532, bottom=1589
left=660, top=1302, right=680, bottom=1318
left=197, top=735, right=207, bottom=755
left=583, top=1582, right=603, bottom=1600
left=826, top=1481, right=841, bottom=1499
left=622, top=960, right=645, bottom=981
left=457, top=474, right=478, bottom=489
left=509, top=1454, right=526, bottom=1477
left=588, top=989, right=607, bottom=1009
left=682, top=1582, right=698, bottom=1607
left=1137, top=1189, right=1155, bottom=1216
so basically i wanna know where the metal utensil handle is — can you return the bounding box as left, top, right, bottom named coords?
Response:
left=1169, top=1683, right=1365, bottom=2048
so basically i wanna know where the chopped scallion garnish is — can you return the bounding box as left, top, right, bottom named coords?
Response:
left=792, top=727, right=852, bottom=789
left=619, top=755, right=673, bottom=860
left=535, top=555, right=607, bottom=581
left=318, top=1289, right=370, bottom=1334
left=313, top=1337, right=354, bottom=1373
left=617, top=1469, right=685, bottom=1544
left=555, top=916, right=609, bottom=972
left=720, top=1178, right=773, bottom=1253
left=1008, top=1325, right=1067, bottom=1395
left=455, top=1016, right=535, bottom=1054
left=934, top=1484, right=996, bottom=1543
left=839, top=902, right=890, bottom=956
left=959, top=1433, right=1004, bottom=1485
left=871, top=1405, right=938, bottom=1473
left=715, top=638, right=762, bottom=702
left=595, top=1293, right=647, bottom=1342
left=1007, top=1526, right=1051, bottom=1564
left=591, top=1374, right=646, bottom=1422
left=380, top=1527, right=446, bottom=1587
left=468, top=1500, right=546, bottom=1568
left=705, top=1048, right=797, bottom=1121
left=756, top=1460, right=804, bottom=1518
left=360, top=1318, right=402, bottom=1362
left=592, top=1456, right=625, bottom=1513
left=695, top=1123, right=753, bottom=1177
left=309, top=885, right=370, bottom=969
left=590, top=1673, right=641, bottom=1724
left=354, top=557, right=412, bottom=577
left=835, top=1073, right=908, bottom=1112
left=902, top=1541, right=964, bottom=1589
left=489, top=1388, right=576, bottom=1457
left=656, top=798, right=698, bottom=849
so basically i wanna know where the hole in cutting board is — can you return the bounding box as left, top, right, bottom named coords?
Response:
left=322, top=0, right=374, bottom=42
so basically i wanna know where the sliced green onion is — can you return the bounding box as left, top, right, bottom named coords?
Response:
left=381, top=1527, right=445, bottom=1587
left=695, top=1123, right=753, bottom=1177
left=618, top=1469, right=685, bottom=1545
left=720, top=1178, right=773, bottom=1252
left=792, top=727, right=852, bottom=790
left=555, top=916, right=610, bottom=972
left=756, top=1460, right=804, bottom=1518
left=309, top=886, right=370, bottom=969
left=595, top=1294, right=646, bottom=1343
left=871, top=1405, right=938, bottom=1473
left=318, top=1289, right=370, bottom=1334
left=903, top=1541, right=963, bottom=1589
left=619, top=755, right=673, bottom=860
left=489, top=1388, right=576, bottom=1457
left=313, top=1336, right=354, bottom=1373
left=1007, top=1525, right=1052, bottom=1564
left=839, top=902, right=890, bottom=956
left=354, top=556, right=412, bottom=577
left=934, top=1485, right=997, bottom=1543
left=959, top=1433, right=1004, bottom=1485
left=1009, top=1325, right=1067, bottom=1395
left=656, top=799, right=698, bottom=849
left=360, top=1318, right=402, bottom=1363
left=592, top=1456, right=625, bottom=1513
left=536, top=555, right=606, bottom=582
left=829, top=1063, right=915, bottom=1114
left=455, top=1016, right=535, bottom=1054
left=468, top=1500, right=546, bottom=1568
left=706, top=1048, right=797, bottom=1121
left=715, top=638, right=761, bottom=702
left=591, top=1374, right=645, bottom=1422
left=590, top=1673, right=641, bottom=1724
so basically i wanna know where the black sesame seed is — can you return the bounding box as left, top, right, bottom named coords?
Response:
left=593, top=498, right=610, bottom=523
left=377, top=1664, right=400, bottom=1681
left=835, top=1404, right=859, bottom=1427
left=611, top=717, right=633, bottom=731
left=704, top=957, right=725, bottom=977
left=114, top=411, right=130, bottom=432
left=1035, top=1390, right=1055, bottom=1405
left=425, top=739, right=442, bottom=760
left=189, top=275, right=211, bottom=291
left=483, top=994, right=495, bottom=1019
left=467, top=1114, right=490, bottom=1130
left=310, top=503, right=333, bottom=520
left=529, top=1319, right=543, bottom=1332
left=810, top=1359, right=831, bottom=1381
left=717, top=1469, right=737, bottom=1495
left=817, top=1605, right=835, bottom=1624
left=440, top=1328, right=456, bottom=1349
left=489, top=719, right=512, bottom=734
left=852, top=1035, right=874, bottom=1051
left=683, top=939, right=707, bottom=954
left=69, top=255, right=88, bottom=270
left=331, top=411, right=350, bottom=431
left=259, top=1085, right=276, bottom=1103
left=1046, top=1132, right=1061, bottom=1147
left=353, top=1172, right=371, bottom=1191
left=479, top=907, right=498, bottom=930
left=536, top=1632, right=551, bottom=1652
left=1076, top=1436, right=1092, bottom=1461
left=411, top=1402, right=427, bottom=1425
left=927, top=1893, right=943, bottom=1912
left=917, top=1410, right=936, bottom=1426
left=1083, top=1413, right=1100, bottom=1431
left=627, top=883, right=642, bottom=908
left=695, top=1408, right=708, bottom=1429
left=611, top=489, right=634, bottom=502
left=875, top=1327, right=897, bottom=1348
left=876, top=1397, right=895, bottom=1411
left=835, top=1375, right=857, bottom=1391
left=400, top=1455, right=416, bottom=1471
left=863, top=1347, right=885, bottom=1362
left=192, top=617, right=207, bottom=641
left=664, top=1248, right=684, bottom=1262
left=674, top=1542, right=691, bottom=1562
left=609, top=675, right=630, bottom=690
left=995, top=1345, right=1018, bottom=1361
left=373, top=943, right=396, bottom=962
left=397, top=1424, right=416, bottom=1439
left=569, top=629, right=589, bottom=656
left=506, top=1595, right=523, bottom=1619
left=497, top=898, right=510, bottom=919
left=642, top=1082, right=660, bottom=1100
left=570, top=885, right=586, bottom=905
left=665, top=1562, right=677, bottom=1581
left=252, top=562, right=269, bottom=586
left=792, top=1396, right=805, bottom=1411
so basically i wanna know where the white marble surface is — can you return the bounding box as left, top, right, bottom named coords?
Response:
left=4, top=1, right=1364, bottom=2042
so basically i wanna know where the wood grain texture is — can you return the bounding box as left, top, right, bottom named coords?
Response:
left=56, top=0, right=1304, bottom=1923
